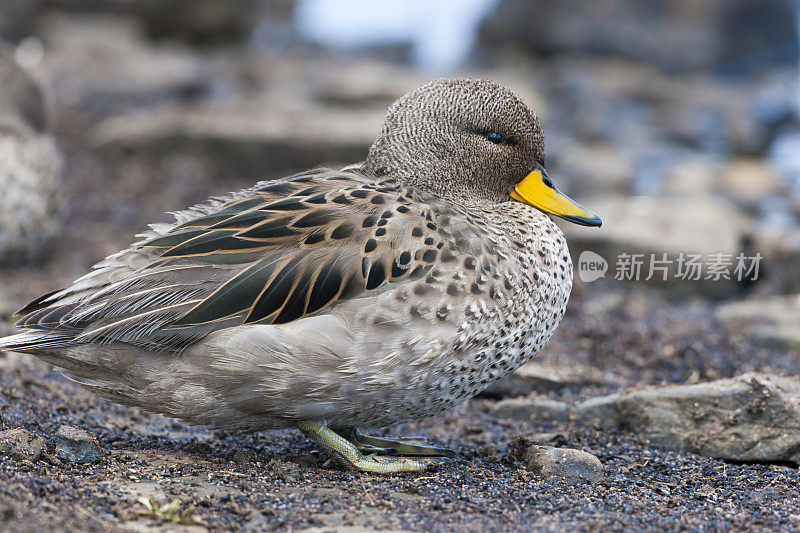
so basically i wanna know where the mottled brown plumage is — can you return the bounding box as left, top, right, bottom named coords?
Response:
left=0, top=78, right=584, bottom=472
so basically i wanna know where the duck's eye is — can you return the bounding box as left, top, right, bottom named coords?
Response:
left=486, top=132, right=507, bottom=145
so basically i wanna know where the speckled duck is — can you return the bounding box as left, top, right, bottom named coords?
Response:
left=0, top=79, right=601, bottom=472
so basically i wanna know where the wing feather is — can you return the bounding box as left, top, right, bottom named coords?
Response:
left=9, top=169, right=445, bottom=352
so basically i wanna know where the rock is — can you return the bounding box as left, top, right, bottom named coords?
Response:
left=576, top=373, right=800, bottom=464
left=42, top=0, right=270, bottom=44
left=491, top=398, right=572, bottom=423
left=0, top=43, right=62, bottom=264
left=0, top=0, right=42, bottom=42
left=715, top=158, right=782, bottom=205
left=39, top=13, right=203, bottom=110
left=478, top=0, right=796, bottom=74
left=482, top=362, right=618, bottom=398
left=91, top=96, right=383, bottom=179
left=512, top=440, right=603, bottom=481
left=751, top=225, right=800, bottom=295
left=549, top=139, right=634, bottom=196
left=54, top=425, right=103, bottom=464
left=0, top=428, right=45, bottom=462
left=716, top=295, right=800, bottom=349
left=563, top=195, right=750, bottom=296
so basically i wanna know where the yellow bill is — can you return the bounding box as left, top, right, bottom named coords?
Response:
left=510, top=164, right=602, bottom=227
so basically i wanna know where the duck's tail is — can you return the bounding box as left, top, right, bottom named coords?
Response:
left=0, top=330, right=74, bottom=353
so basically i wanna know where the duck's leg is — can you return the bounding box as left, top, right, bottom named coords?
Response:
left=346, top=428, right=458, bottom=458
left=297, top=421, right=452, bottom=473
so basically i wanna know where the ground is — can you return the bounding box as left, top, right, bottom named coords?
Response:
left=2, top=282, right=799, bottom=532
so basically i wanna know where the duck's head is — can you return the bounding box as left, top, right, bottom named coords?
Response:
left=364, top=78, right=601, bottom=227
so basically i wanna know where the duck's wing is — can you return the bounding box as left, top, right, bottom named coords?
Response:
left=6, top=169, right=446, bottom=352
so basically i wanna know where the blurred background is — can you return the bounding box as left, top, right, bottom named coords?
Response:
left=1, top=0, right=799, bottom=377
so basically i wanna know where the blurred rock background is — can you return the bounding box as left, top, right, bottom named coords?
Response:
left=1, top=0, right=800, bottom=463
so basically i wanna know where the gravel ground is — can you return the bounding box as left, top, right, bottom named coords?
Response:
left=2, top=280, right=800, bottom=532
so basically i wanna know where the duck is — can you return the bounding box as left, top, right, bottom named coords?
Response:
left=0, top=78, right=600, bottom=473
left=0, top=44, right=62, bottom=264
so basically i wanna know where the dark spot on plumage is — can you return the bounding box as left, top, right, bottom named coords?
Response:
left=264, top=198, right=307, bottom=211
left=332, top=194, right=352, bottom=205
left=446, top=283, right=460, bottom=296
left=422, top=250, right=437, bottom=262
left=292, top=187, right=321, bottom=197
left=370, top=195, right=385, bottom=205
left=439, top=250, right=456, bottom=263
left=377, top=219, right=388, bottom=226
left=391, top=262, right=406, bottom=278
left=364, top=239, right=377, bottom=253
left=436, top=307, right=449, bottom=319
left=304, top=233, right=325, bottom=245
left=533, top=271, right=540, bottom=281
left=411, top=227, right=423, bottom=237
left=538, top=250, right=546, bottom=257
left=413, top=284, right=431, bottom=296
left=470, top=283, right=481, bottom=294
left=463, top=257, right=476, bottom=270
left=326, top=176, right=351, bottom=181
left=362, top=216, right=377, bottom=228
left=292, top=210, right=337, bottom=228
left=381, top=211, right=392, bottom=218
left=513, top=240, right=524, bottom=249
left=330, top=224, right=354, bottom=240
left=427, top=223, right=437, bottom=231
left=162, top=231, right=267, bottom=257
left=409, top=265, right=425, bottom=279
left=375, top=227, right=386, bottom=237
left=504, top=278, right=513, bottom=290
left=351, top=189, right=369, bottom=199
left=399, top=251, right=411, bottom=265
left=366, top=262, right=387, bottom=290
left=239, top=216, right=299, bottom=239
left=361, top=257, right=370, bottom=277
left=397, top=205, right=409, bottom=213
left=259, top=182, right=295, bottom=194
left=306, top=194, right=327, bottom=204
left=424, top=237, right=434, bottom=246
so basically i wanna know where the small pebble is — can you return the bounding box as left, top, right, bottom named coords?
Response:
left=0, top=428, right=45, bottom=462
left=54, top=425, right=103, bottom=464
left=515, top=441, right=603, bottom=481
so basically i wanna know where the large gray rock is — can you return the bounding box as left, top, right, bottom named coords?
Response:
left=91, top=97, right=382, bottom=180
left=577, top=373, right=800, bottom=464
left=0, top=428, right=45, bottom=462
